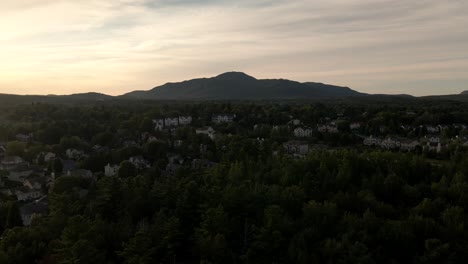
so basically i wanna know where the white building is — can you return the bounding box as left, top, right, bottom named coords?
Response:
left=164, top=117, right=179, bottom=127
left=15, top=187, right=42, bottom=201
left=283, top=141, right=309, bottom=156
left=196, top=127, right=216, bottom=140
left=178, top=116, right=193, bottom=126
left=363, top=136, right=381, bottom=146
left=318, top=124, right=339, bottom=133
left=350, top=123, right=361, bottom=130
left=400, top=140, right=420, bottom=152
left=294, top=127, right=313, bottom=138
left=380, top=138, right=401, bottom=149
left=104, top=164, right=119, bottom=177
left=153, top=119, right=165, bottom=130
left=66, top=149, right=84, bottom=160
left=212, top=114, right=236, bottom=124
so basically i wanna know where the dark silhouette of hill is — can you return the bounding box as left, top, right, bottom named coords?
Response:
left=122, top=72, right=364, bottom=100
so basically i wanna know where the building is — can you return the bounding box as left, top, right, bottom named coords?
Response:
left=15, top=187, right=43, bottom=201
left=350, top=123, right=361, bottom=130
left=283, top=141, right=309, bottom=156
left=0, top=145, right=6, bottom=160
left=426, top=137, right=442, bottom=153
left=317, top=124, right=338, bottom=133
left=426, top=125, right=440, bottom=134
left=19, top=200, right=48, bottom=226
left=380, top=138, right=401, bottom=149
left=129, top=156, right=151, bottom=170
left=363, top=136, right=381, bottom=146
left=196, top=127, right=216, bottom=140
left=104, top=164, right=119, bottom=177
left=400, top=140, right=420, bottom=152
left=16, top=133, right=32, bottom=142
left=192, top=159, right=218, bottom=170
left=66, top=149, right=84, bottom=160
left=164, top=117, right=179, bottom=127
left=212, top=114, right=236, bottom=124
left=23, top=176, right=46, bottom=190
left=294, top=127, right=313, bottom=138
left=179, top=116, right=193, bottom=126
left=1, top=156, right=25, bottom=170
left=289, top=119, right=301, bottom=126
left=153, top=119, right=165, bottom=130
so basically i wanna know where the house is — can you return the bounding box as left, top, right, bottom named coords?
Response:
left=62, top=160, right=77, bottom=175
left=426, top=125, right=440, bottom=134
left=165, top=163, right=182, bottom=176
left=363, top=136, right=381, bottom=146
left=7, top=165, right=33, bottom=182
left=179, top=116, right=193, bottom=126
left=350, top=123, right=361, bottom=130
left=191, top=159, right=218, bottom=170
left=19, top=199, right=48, bottom=226
left=69, top=169, right=94, bottom=180
left=317, top=124, right=339, bottom=133
left=196, top=127, right=216, bottom=140
left=37, top=152, right=56, bottom=163
left=0, top=145, right=6, bottom=160
left=66, top=149, right=84, bottom=160
left=294, top=127, right=313, bottom=138
left=380, top=138, right=401, bottom=149
left=104, top=163, right=119, bottom=177
left=165, top=117, right=179, bottom=127
left=212, top=114, right=236, bottom=124
left=1, top=156, right=25, bottom=170
left=129, top=156, right=151, bottom=170
left=16, top=133, right=32, bottom=142
left=174, top=140, right=184, bottom=147
left=153, top=119, right=165, bottom=130
left=400, top=139, right=420, bottom=152
left=23, top=176, right=46, bottom=190
left=15, top=187, right=43, bottom=201
left=289, top=119, right=301, bottom=126
left=426, top=137, right=442, bottom=153
left=200, top=144, right=208, bottom=153
left=283, top=141, right=309, bottom=156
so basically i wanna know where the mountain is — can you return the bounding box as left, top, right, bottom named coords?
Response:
left=461, top=91, right=468, bottom=95
left=122, top=72, right=363, bottom=100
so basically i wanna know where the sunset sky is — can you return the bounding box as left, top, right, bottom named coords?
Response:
left=1, top=0, right=467, bottom=96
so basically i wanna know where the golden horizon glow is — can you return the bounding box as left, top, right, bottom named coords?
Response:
left=1, top=0, right=468, bottom=96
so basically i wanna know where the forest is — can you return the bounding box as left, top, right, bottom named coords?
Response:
left=0, top=99, right=467, bottom=263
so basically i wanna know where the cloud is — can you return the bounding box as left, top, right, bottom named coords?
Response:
left=0, top=0, right=467, bottom=96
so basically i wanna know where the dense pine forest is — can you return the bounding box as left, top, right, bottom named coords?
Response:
left=0, top=100, right=468, bottom=263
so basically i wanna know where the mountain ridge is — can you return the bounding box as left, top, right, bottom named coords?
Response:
left=122, top=71, right=363, bottom=100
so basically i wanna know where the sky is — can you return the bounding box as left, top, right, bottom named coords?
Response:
left=0, top=0, right=467, bottom=96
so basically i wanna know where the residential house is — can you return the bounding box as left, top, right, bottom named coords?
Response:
left=23, top=176, right=46, bottom=190
left=19, top=200, right=48, bottom=226
left=196, top=127, right=216, bottom=140
left=165, top=117, right=179, bottom=127
left=317, top=124, right=339, bottom=133
left=426, top=136, right=442, bottom=153
left=62, top=160, right=77, bottom=175
left=7, top=164, right=33, bottom=182
left=16, top=133, right=32, bottom=142
left=294, top=127, right=313, bottom=138
left=153, top=119, right=165, bottom=130
left=1, top=156, right=25, bottom=170
left=191, top=159, right=217, bottom=170
left=70, top=169, right=95, bottom=180
left=212, top=114, right=236, bottom=124
left=350, top=122, right=361, bottom=130
left=0, top=145, right=6, bottom=160
left=174, top=140, right=184, bottom=148
left=104, top=163, right=119, bottom=177
left=66, top=149, right=84, bottom=160
left=400, top=139, right=420, bottom=152
left=283, top=141, right=309, bottom=156
left=363, top=136, right=381, bottom=146
left=426, top=125, right=440, bottom=134
left=129, top=156, right=151, bottom=170
left=380, top=138, right=401, bottom=149
left=289, top=119, right=301, bottom=126
left=179, top=116, right=193, bottom=126
left=165, top=163, right=182, bottom=176
left=15, top=187, right=42, bottom=201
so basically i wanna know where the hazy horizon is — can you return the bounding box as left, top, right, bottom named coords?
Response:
left=1, top=0, right=467, bottom=96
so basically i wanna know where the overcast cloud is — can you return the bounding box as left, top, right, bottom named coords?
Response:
left=0, top=0, right=467, bottom=95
